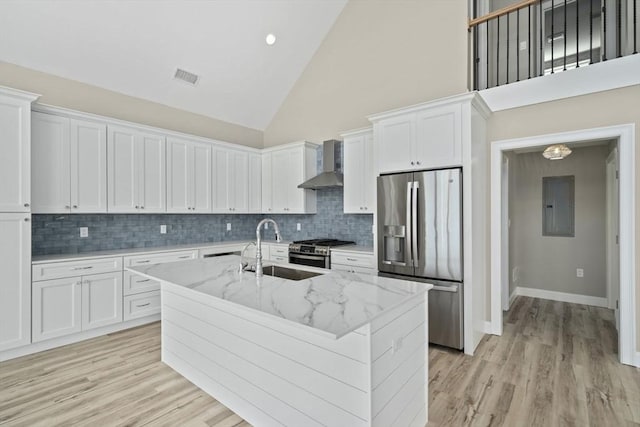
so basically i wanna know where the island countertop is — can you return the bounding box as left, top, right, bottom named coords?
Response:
left=128, top=254, right=431, bottom=339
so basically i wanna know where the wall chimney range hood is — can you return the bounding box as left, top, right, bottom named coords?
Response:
left=298, top=140, right=343, bottom=189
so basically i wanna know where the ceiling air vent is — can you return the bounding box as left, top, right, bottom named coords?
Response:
left=174, top=68, right=199, bottom=85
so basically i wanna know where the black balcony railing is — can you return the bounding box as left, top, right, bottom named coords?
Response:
left=470, top=0, right=638, bottom=90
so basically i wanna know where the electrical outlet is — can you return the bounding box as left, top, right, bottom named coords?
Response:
left=577, top=268, right=584, bottom=278
left=160, top=225, right=167, bottom=234
left=296, top=223, right=301, bottom=231
left=264, top=222, right=268, bottom=229
left=519, top=41, right=527, bottom=51
left=226, top=223, right=232, bottom=231
left=80, top=227, right=89, bottom=238
left=391, top=336, right=404, bottom=355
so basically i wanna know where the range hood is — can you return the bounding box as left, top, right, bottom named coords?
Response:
left=298, top=140, right=343, bottom=189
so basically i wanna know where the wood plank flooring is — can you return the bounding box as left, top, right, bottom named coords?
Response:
left=1, top=296, right=638, bottom=426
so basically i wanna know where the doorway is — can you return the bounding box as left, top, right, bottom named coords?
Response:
left=490, top=124, right=637, bottom=366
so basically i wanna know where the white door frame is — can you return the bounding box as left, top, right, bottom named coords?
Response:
left=490, top=124, right=637, bottom=367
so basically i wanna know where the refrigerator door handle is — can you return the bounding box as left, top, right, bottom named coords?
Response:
left=406, top=181, right=413, bottom=265
left=412, top=181, right=419, bottom=267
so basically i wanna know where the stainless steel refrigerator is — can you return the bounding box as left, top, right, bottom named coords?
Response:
left=377, top=168, right=463, bottom=349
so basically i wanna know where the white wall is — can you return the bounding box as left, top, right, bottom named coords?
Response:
left=510, top=145, right=609, bottom=297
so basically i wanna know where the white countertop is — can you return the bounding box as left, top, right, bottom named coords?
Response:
left=129, top=255, right=431, bottom=339
left=32, top=240, right=288, bottom=264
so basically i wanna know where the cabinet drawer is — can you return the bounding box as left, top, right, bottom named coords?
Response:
left=124, top=291, right=161, bottom=321
left=331, top=252, right=374, bottom=268
left=124, top=250, right=197, bottom=267
left=270, top=245, right=288, bottom=257
left=33, top=257, right=123, bottom=282
left=271, top=255, right=288, bottom=263
left=332, top=264, right=377, bottom=275
left=124, top=271, right=160, bottom=296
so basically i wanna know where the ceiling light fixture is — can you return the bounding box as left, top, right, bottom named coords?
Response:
left=542, top=144, right=572, bottom=160
left=265, top=33, right=276, bottom=46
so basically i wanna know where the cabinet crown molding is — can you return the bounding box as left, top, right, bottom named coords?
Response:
left=261, top=140, right=320, bottom=153
left=340, top=127, right=373, bottom=138
left=367, top=91, right=492, bottom=123
left=0, top=85, right=40, bottom=101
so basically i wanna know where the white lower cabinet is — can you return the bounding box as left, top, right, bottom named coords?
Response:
left=124, top=291, right=161, bottom=321
left=32, top=271, right=123, bottom=342
left=331, top=250, right=375, bottom=275
left=0, top=213, right=31, bottom=352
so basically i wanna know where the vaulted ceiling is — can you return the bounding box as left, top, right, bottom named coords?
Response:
left=0, top=0, right=347, bottom=130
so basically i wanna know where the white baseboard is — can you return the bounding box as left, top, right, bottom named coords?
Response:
left=513, top=286, right=608, bottom=308
left=509, top=290, right=518, bottom=307
left=634, top=352, right=640, bottom=368
left=0, top=314, right=160, bottom=363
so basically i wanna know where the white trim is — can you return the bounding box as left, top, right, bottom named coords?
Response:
left=490, top=124, right=637, bottom=367
left=0, top=85, right=40, bottom=101
left=31, top=103, right=264, bottom=153
left=509, top=290, right=518, bottom=307
left=483, top=321, right=493, bottom=335
left=0, top=314, right=160, bottom=362
left=635, top=352, right=640, bottom=367
left=513, top=286, right=608, bottom=308
left=339, top=126, right=373, bottom=138
left=480, top=55, right=640, bottom=112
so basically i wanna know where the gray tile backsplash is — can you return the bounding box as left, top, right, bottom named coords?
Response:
left=33, top=144, right=374, bottom=255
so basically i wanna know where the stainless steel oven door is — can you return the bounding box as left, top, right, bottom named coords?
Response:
left=289, top=253, right=330, bottom=269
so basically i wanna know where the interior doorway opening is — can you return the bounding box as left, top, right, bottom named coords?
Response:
left=490, top=124, right=637, bottom=366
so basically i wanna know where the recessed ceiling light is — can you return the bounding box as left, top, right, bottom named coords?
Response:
left=265, top=33, right=276, bottom=46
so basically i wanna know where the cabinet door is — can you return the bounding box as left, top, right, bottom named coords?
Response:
left=343, top=135, right=366, bottom=213
left=70, top=119, right=107, bottom=212
left=286, top=148, right=305, bottom=213
left=363, top=132, right=375, bottom=211
left=0, top=95, right=32, bottom=212
left=166, top=138, right=191, bottom=213
left=0, top=214, right=31, bottom=351
left=231, top=151, right=249, bottom=213
left=248, top=153, right=262, bottom=213
left=31, top=112, right=71, bottom=213
left=414, top=104, right=462, bottom=168
left=82, top=272, right=123, bottom=330
left=212, top=147, right=230, bottom=213
left=261, top=153, right=273, bottom=213
left=376, top=115, right=414, bottom=174
left=191, top=142, right=212, bottom=213
left=270, top=150, right=290, bottom=213
left=139, top=133, right=166, bottom=213
left=107, top=126, right=139, bottom=212
left=32, top=276, right=82, bottom=342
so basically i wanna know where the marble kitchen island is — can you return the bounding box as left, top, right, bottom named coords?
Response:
left=129, top=255, right=432, bottom=427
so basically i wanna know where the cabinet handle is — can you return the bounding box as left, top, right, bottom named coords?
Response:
left=65, top=205, right=71, bottom=209
left=72, top=266, right=93, bottom=270
left=178, top=255, right=191, bottom=259
left=24, top=203, right=30, bottom=207
left=136, top=303, right=151, bottom=308
left=416, top=161, right=421, bottom=165
left=73, top=205, right=78, bottom=209
left=135, top=206, right=139, bottom=209
left=346, top=258, right=358, bottom=262
left=364, top=207, right=368, bottom=210
left=137, top=260, right=151, bottom=264
left=137, top=279, right=151, bottom=283
left=411, top=161, right=415, bottom=165
left=24, top=218, right=30, bottom=222
left=140, top=206, right=144, bottom=209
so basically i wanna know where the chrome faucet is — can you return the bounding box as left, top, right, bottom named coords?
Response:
left=238, top=241, right=256, bottom=273
left=255, top=219, right=282, bottom=277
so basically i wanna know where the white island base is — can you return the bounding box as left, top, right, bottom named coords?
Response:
left=161, top=282, right=428, bottom=427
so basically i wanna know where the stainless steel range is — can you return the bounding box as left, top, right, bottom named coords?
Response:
left=288, top=239, right=355, bottom=269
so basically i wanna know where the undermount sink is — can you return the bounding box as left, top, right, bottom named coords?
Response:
left=255, top=265, right=323, bottom=281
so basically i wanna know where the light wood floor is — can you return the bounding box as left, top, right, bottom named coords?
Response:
left=1, top=296, right=639, bottom=426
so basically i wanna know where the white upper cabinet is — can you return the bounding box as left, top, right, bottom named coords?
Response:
left=0, top=213, right=31, bottom=352
left=248, top=153, right=262, bottom=213
left=32, top=112, right=107, bottom=213
left=0, top=88, right=38, bottom=212
left=372, top=102, right=463, bottom=174
left=167, top=137, right=212, bottom=213
left=342, top=128, right=374, bottom=214
left=108, top=125, right=166, bottom=213
left=261, top=153, right=273, bottom=213
left=263, top=142, right=317, bottom=214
